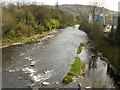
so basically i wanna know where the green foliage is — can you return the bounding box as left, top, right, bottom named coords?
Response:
left=69, top=57, right=81, bottom=76
left=2, top=4, right=76, bottom=46
left=77, top=46, right=82, bottom=54
left=36, top=25, right=44, bottom=34
left=68, top=71, right=75, bottom=76
left=14, top=8, right=26, bottom=23
left=63, top=57, right=86, bottom=84
left=78, top=14, right=120, bottom=74
left=80, top=43, right=85, bottom=46
left=41, top=32, right=48, bottom=35
left=76, top=43, right=85, bottom=54
left=8, top=23, right=35, bottom=37
left=25, top=12, right=35, bottom=25
left=51, top=19, right=60, bottom=29
left=63, top=75, right=73, bottom=84
left=94, top=41, right=120, bottom=74
left=2, top=10, right=15, bottom=35
left=59, top=12, right=76, bottom=28
left=79, top=20, right=104, bottom=46
left=59, top=14, right=68, bottom=28
left=67, top=12, right=76, bottom=26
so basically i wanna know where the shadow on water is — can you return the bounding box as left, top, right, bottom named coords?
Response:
left=84, top=42, right=119, bottom=88
left=107, top=62, right=120, bottom=89
left=87, top=56, right=113, bottom=88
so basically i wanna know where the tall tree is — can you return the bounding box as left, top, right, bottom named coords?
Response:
left=89, top=0, right=105, bottom=22
left=67, top=12, right=76, bottom=26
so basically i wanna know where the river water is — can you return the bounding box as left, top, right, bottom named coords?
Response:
left=2, top=25, right=115, bottom=88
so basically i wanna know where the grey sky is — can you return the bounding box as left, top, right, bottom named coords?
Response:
left=3, top=0, right=120, bottom=11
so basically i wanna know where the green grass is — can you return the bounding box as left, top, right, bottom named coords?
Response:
left=63, top=57, right=86, bottom=84
left=77, top=46, right=82, bottom=54
left=41, top=31, right=48, bottom=35
left=80, top=43, right=85, bottom=47
left=76, top=43, right=85, bottom=54
left=63, top=75, right=73, bottom=84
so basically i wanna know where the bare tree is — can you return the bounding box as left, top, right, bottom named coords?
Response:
left=88, top=0, right=105, bottom=21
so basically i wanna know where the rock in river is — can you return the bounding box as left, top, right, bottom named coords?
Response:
left=18, top=76, right=22, bottom=80
left=30, top=61, right=36, bottom=66
left=85, top=86, right=91, bottom=89
left=55, top=81, right=59, bottom=85
left=42, top=82, right=50, bottom=86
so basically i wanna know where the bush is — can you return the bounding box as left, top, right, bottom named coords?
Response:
left=2, top=4, right=77, bottom=46
left=63, top=75, right=73, bottom=84
left=68, top=71, right=75, bottom=76
left=80, top=43, right=85, bottom=47
left=51, top=19, right=60, bottom=29
left=2, top=10, right=15, bottom=35
left=36, top=25, right=44, bottom=34
left=7, top=23, right=35, bottom=37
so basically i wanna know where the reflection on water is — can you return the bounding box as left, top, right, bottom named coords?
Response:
left=88, top=55, right=97, bottom=70
left=86, top=54, right=114, bottom=88
left=77, top=43, right=115, bottom=88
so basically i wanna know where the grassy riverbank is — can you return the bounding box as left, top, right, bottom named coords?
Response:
left=1, top=30, right=58, bottom=48
left=79, top=21, right=120, bottom=74
left=2, top=3, right=77, bottom=48
left=94, top=41, right=120, bottom=73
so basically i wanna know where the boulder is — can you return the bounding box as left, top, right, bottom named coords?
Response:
left=78, top=83, right=82, bottom=88
left=30, top=61, right=36, bottom=66
left=85, top=86, right=91, bottom=89
left=55, top=81, right=59, bottom=85
left=30, top=83, right=34, bottom=87
left=91, top=54, right=95, bottom=58
left=18, top=76, right=22, bottom=80
left=42, top=82, right=50, bottom=86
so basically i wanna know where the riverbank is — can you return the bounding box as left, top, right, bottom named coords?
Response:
left=79, top=23, right=120, bottom=88
left=85, top=39, right=120, bottom=89
left=1, top=29, right=59, bottom=49
left=94, top=41, right=120, bottom=88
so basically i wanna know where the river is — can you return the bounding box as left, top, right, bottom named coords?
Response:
left=2, top=25, right=115, bottom=88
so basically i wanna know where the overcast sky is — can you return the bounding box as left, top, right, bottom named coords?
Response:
left=3, top=0, right=120, bottom=11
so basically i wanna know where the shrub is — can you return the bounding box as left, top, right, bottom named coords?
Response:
left=63, top=75, right=73, bottom=84
left=36, top=25, right=44, bottom=34
left=7, top=23, right=35, bottom=37
left=2, top=10, right=15, bottom=35
left=51, top=19, right=60, bottom=29
left=68, top=71, right=75, bottom=76
left=80, top=43, right=85, bottom=47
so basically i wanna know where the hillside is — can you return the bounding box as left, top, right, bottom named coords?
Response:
left=60, top=4, right=118, bottom=16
